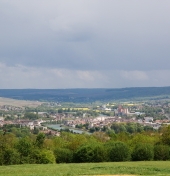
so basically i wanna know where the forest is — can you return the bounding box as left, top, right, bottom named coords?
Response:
left=1, top=124, right=170, bottom=165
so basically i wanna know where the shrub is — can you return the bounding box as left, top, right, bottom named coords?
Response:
left=154, top=144, right=170, bottom=160
left=30, top=149, right=55, bottom=164
left=106, top=141, right=130, bottom=162
left=16, top=137, right=33, bottom=157
left=161, top=125, right=170, bottom=145
left=132, top=143, right=154, bottom=161
left=3, top=149, right=20, bottom=165
left=74, top=143, right=106, bottom=163
left=54, top=148, right=73, bottom=163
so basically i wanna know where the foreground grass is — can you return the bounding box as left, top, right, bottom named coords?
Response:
left=0, top=161, right=170, bottom=176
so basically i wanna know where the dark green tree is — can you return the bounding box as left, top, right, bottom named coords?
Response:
left=132, top=143, right=154, bottom=161
left=74, top=143, right=106, bottom=163
left=35, top=133, right=45, bottom=148
left=105, top=141, right=130, bottom=161
left=3, top=148, right=20, bottom=165
left=154, top=144, right=170, bottom=160
left=162, top=125, right=170, bottom=145
left=54, top=148, right=73, bottom=163
left=24, top=112, right=38, bottom=120
left=16, top=137, right=33, bottom=163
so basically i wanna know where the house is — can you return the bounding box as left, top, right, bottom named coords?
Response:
left=144, top=117, right=153, bottom=123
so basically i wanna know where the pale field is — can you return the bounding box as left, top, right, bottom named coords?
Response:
left=62, top=108, right=89, bottom=111
left=0, top=97, right=42, bottom=108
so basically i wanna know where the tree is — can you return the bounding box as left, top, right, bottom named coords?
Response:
left=3, top=148, right=20, bottom=165
left=0, top=134, right=20, bottom=165
left=131, top=143, right=154, bottom=161
left=74, top=143, right=106, bottom=163
left=54, top=148, right=73, bottom=163
left=0, top=133, right=17, bottom=154
left=117, top=132, right=130, bottom=142
left=16, top=137, right=33, bottom=164
left=154, top=144, right=170, bottom=160
left=24, top=112, right=38, bottom=120
left=92, top=132, right=110, bottom=143
left=106, top=129, right=117, bottom=140
left=144, top=125, right=154, bottom=132
left=30, top=149, right=55, bottom=164
left=35, top=133, right=45, bottom=148
left=161, top=125, right=170, bottom=145
left=33, top=127, right=39, bottom=134
left=58, top=109, right=63, bottom=113
left=126, top=123, right=137, bottom=133
left=105, top=141, right=130, bottom=162
left=67, top=134, right=87, bottom=151
left=129, top=133, right=156, bottom=149
left=111, top=123, right=127, bottom=133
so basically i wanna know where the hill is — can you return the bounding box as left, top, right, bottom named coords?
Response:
left=0, top=87, right=170, bottom=102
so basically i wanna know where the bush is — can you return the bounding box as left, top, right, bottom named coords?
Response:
left=106, top=141, right=130, bottom=161
left=161, top=125, right=170, bottom=145
left=30, top=149, right=55, bottom=164
left=16, top=137, right=33, bottom=157
left=54, top=148, right=73, bottom=163
left=3, top=149, right=20, bottom=165
left=154, top=144, right=170, bottom=160
left=74, top=143, right=106, bottom=163
left=132, top=143, right=154, bottom=161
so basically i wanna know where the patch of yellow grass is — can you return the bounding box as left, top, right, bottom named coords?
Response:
left=62, top=108, right=89, bottom=111
left=94, top=110, right=100, bottom=112
left=127, top=104, right=134, bottom=106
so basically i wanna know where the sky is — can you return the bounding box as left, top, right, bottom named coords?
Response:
left=0, top=0, right=170, bottom=88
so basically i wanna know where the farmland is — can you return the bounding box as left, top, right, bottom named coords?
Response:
left=0, top=97, right=42, bottom=108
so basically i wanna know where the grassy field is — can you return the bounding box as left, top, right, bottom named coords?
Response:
left=0, top=161, right=170, bottom=176
left=0, top=97, right=42, bottom=108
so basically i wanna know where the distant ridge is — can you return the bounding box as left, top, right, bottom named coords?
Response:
left=0, top=87, right=170, bottom=102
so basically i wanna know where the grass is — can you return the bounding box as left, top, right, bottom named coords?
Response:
left=0, top=97, right=42, bottom=108
left=0, top=161, right=170, bottom=176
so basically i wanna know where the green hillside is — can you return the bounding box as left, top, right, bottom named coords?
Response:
left=1, top=87, right=170, bottom=102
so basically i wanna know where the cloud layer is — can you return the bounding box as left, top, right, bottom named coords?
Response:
left=0, top=0, right=170, bottom=88
left=0, top=63, right=170, bottom=88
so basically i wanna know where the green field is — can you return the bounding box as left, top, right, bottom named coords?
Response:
left=0, top=161, right=170, bottom=176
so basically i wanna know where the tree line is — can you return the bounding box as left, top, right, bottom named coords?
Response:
left=1, top=125, right=170, bottom=165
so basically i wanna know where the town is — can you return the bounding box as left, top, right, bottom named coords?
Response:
left=1, top=98, right=170, bottom=136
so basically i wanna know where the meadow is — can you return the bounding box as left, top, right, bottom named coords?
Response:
left=0, top=97, right=42, bottom=108
left=0, top=161, right=170, bottom=176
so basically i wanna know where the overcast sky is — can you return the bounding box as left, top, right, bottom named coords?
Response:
left=0, top=0, right=170, bottom=88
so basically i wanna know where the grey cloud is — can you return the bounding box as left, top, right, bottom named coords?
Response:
left=0, top=64, right=170, bottom=88
left=0, top=0, right=170, bottom=73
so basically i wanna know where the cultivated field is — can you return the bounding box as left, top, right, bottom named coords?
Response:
left=0, top=161, right=170, bottom=176
left=0, top=97, right=42, bottom=108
